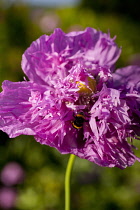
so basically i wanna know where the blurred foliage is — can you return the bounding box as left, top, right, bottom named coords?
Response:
left=56, top=7, right=140, bottom=69
left=0, top=2, right=42, bottom=84
left=80, top=0, right=140, bottom=22
left=0, top=1, right=140, bottom=210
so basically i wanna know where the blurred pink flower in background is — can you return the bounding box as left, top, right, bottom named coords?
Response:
left=0, top=162, right=25, bottom=186
left=39, top=12, right=60, bottom=33
left=0, top=187, right=17, bottom=209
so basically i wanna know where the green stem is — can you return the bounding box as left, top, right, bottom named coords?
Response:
left=65, top=154, right=76, bottom=210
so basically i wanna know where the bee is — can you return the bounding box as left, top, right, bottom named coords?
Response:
left=72, top=112, right=85, bottom=129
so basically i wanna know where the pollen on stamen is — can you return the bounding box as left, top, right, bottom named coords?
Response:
left=77, top=77, right=96, bottom=95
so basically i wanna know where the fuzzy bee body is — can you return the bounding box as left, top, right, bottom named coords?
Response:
left=72, top=113, right=85, bottom=129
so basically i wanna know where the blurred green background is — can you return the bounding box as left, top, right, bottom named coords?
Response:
left=0, top=0, right=140, bottom=209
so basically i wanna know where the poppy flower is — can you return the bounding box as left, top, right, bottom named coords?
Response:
left=0, top=28, right=140, bottom=168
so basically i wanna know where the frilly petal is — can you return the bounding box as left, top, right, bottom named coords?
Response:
left=112, top=65, right=140, bottom=92
left=22, top=28, right=121, bottom=85
left=0, top=80, right=46, bottom=138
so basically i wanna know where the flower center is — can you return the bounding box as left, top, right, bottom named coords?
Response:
left=77, top=77, right=96, bottom=94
